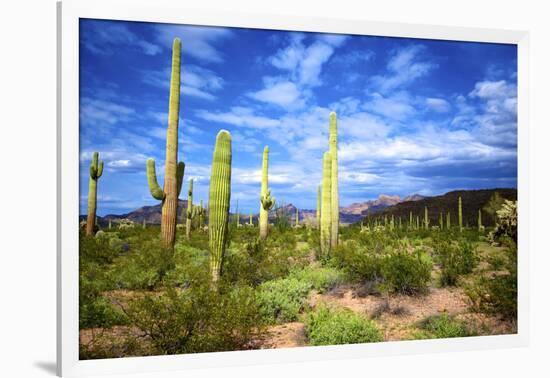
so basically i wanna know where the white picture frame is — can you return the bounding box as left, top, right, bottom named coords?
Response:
left=57, top=0, right=530, bottom=376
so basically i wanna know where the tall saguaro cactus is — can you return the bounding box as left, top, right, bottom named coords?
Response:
left=295, top=207, right=299, bottom=227
left=409, top=211, right=413, bottom=229
left=146, top=38, right=185, bottom=249
left=439, top=212, right=443, bottom=229
left=424, top=206, right=429, bottom=229
left=198, top=200, right=205, bottom=229
left=329, top=112, right=339, bottom=248
left=320, top=152, right=332, bottom=257
left=317, top=185, right=321, bottom=228
left=259, top=146, right=275, bottom=239
left=86, top=152, right=104, bottom=236
left=478, top=209, right=483, bottom=231
left=208, top=130, right=232, bottom=283
left=186, top=179, right=194, bottom=239
left=458, top=196, right=463, bottom=232
left=447, top=212, right=451, bottom=229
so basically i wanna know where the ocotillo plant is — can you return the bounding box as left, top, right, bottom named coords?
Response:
left=208, top=130, right=232, bottom=284
left=329, top=112, right=339, bottom=248
left=259, top=146, right=275, bottom=239
left=424, top=206, right=429, bottom=229
left=458, top=196, right=463, bottom=232
left=320, top=152, right=332, bottom=257
left=146, top=38, right=185, bottom=249
left=447, top=212, right=451, bottom=229
left=186, top=179, right=194, bottom=239
left=317, top=185, right=321, bottom=228
left=86, top=152, right=104, bottom=236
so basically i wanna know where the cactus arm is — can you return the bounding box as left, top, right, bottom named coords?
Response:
left=146, top=158, right=165, bottom=200
left=176, top=161, right=185, bottom=197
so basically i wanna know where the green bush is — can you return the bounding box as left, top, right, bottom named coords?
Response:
left=465, top=240, right=517, bottom=319
left=411, top=314, right=474, bottom=339
left=288, top=266, right=344, bottom=292
left=256, top=277, right=312, bottom=323
left=331, top=241, right=384, bottom=284
left=381, top=250, right=432, bottom=294
left=163, top=244, right=210, bottom=287
left=125, top=284, right=262, bottom=355
left=109, top=240, right=174, bottom=290
left=433, top=239, right=478, bottom=286
left=305, top=306, right=383, bottom=345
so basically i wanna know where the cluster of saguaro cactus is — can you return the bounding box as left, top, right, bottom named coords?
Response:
left=146, top=38, right=185, bottom=249
left=320, top=152, right=332, bottom=256
left=208, top=130, right=232, bottom=283
left=458, top=196, right=463, bottom=232
left=86, top=152, right=104, bottom=236
left=329, top=112, right=339, bottom=248
left=259, top=146, right=275, bottom=240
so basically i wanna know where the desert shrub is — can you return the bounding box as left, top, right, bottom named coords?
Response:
left=125, top=284, right=262, bottom=355
left=256, top=277, right=312, bottom=323
left=381, top=250, right=432, bottom=294
left=109, top=240, right=174, bottom=290
left=410, top=314, right=475, bottom=339
left=288, top=266, right=345, bottom=292
left=163, top=244, right=210, bottom=287
left=305, top=305, right=383, bottom=345
left=331, top=241, right=384, bottom=284
left=465, top=239, right=517, bottom=319
left=433, top=239, right=478, bottom=286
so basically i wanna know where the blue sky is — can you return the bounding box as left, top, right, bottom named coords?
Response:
left=79, top=19, right=517, bottom=216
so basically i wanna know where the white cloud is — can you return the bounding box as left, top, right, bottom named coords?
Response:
left=196, top=107, right=281, bottom=130
left=82, top=21, right=161, bottom=56
left=80, top=98, right=135, bottom=127
left=154, top=25, right=233, bottom=63
left=141, top=64, right=224, bottom=101
left=426, top=97, right=451, bottom=113
left=371, top=45, right=437, bottom=93
left=363, top=92, right=415, bottom=121
left=247, top=79, right=305, bottom=108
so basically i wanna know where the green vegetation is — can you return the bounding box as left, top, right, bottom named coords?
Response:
left=411, top=314, right=475, bottom=339
left=305, top=306, right=383, bottom=345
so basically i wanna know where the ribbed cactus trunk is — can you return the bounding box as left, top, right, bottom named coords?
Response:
left=320, top=152, right=332, bottom=257
left=198, top=199, right=204, bottom=229
left=329, top=112, right=339, bottom=248
left=409, top=211, right=413, bottom=229
left=208, top=130, right=232, bottom=284
left=317, top=185, right=321, bottom=228
left=424, top=206, right=429, bottom=229
left=146, top=38, right=185, bottom=249
left=186, top=179, right=193, bottom=239
left=86, top=152, right=104, bottom=236
left=447, top=212, right=451, bottom=229
left=458, top=196, right=463, bottom=232
left=259, top=146, right=275, bottom=240
left=439, top=212, right=443, bottom=230
left=478, top=209, right=483, bottom=231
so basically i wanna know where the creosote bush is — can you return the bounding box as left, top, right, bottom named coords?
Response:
left=410, top=314, right=475, bottom=339
left=433, top=239, right=478, bottom=286
left=256, top=277, right=312, bottom=324
left=305, top=305, right=383, bottom=345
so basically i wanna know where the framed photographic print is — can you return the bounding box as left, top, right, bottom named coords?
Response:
left=57, top=0, right=529, bottom=376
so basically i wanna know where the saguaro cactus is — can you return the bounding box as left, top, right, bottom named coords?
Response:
left=439, top=212, right=443, bottom=229
left=197, top=200, right=205, bottom=229
left=416, top=215, right=420, bottom=230
left=259, top=146, right=275, bottom=239
left=86, top=152, right=104, bottom=236
left=320, top=152, right=332, bottom=257
left=146, top=38, right=185, bottom=249
left=424, top=206, right=429, bottom=229
left=186, top=179, right=194, bottom=239
left=295, top=207, right=299, bottom=227
left=329, top=112, right=339, bottom=248
left=409, top=211, right=413, bottom=229
left=447, top=212, right=451, bottom=229
left=108, top=219, right=112, bottom=230
left=478, top=209, right=483, bottom=231
left=317, top=185, right=321, bottom=228
left=208, top=130, right=232, bottom=283
left=458, top=196, right=463, bottom=232
left=143, top=219, right=146, bottom=229
left=249, top=212, right=253, bottom=226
